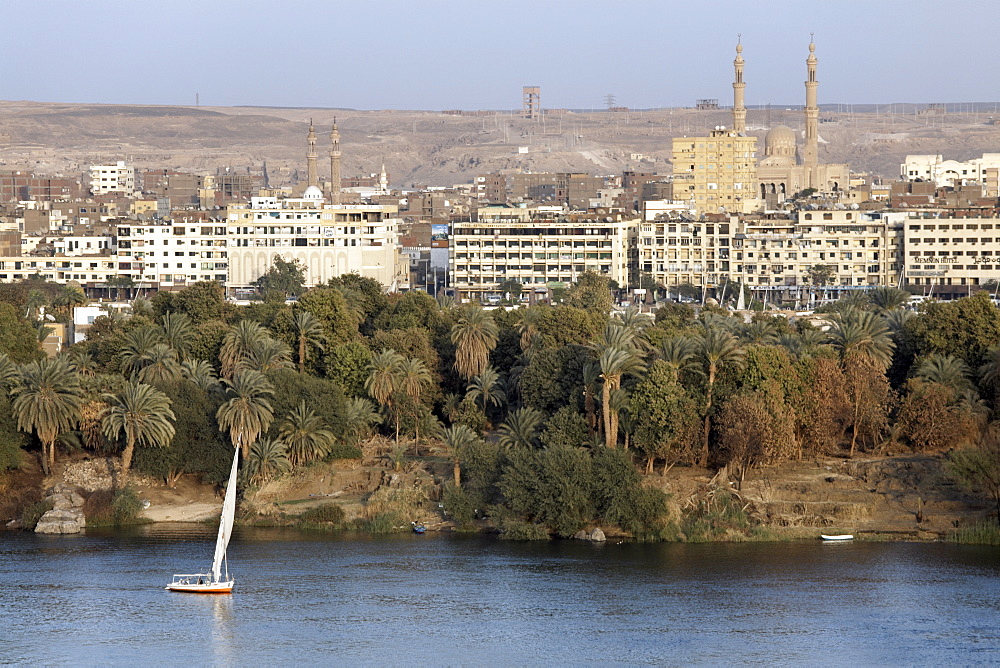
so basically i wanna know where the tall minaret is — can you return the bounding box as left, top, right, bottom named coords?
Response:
left=378, top=163, right=388, bottom=194
left=329, top=118, right=342, bottom=204
left=306, top=120, right=318, bottom=188
left=803, top=36, right=819, bottom=169
left=732, top=37, right=746, bottom=135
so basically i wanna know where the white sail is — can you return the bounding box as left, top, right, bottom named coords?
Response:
left=211, top=448, right=240, bottom=583
left=736, top=282, right=745, bottom=310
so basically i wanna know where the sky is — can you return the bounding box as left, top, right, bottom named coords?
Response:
left=5, top=0, right=998, bottom=111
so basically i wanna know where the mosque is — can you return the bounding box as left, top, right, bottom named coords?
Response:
left=750, top=39, right=850, bottom=204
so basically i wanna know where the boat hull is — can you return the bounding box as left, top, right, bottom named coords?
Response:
left=821, top=534, right=854, bottom=541
left=165, top=581, right=234, bottom=594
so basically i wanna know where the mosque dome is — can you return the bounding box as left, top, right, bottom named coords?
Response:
left=761, top=125, right=797, bottom=166
left=303, top=185, right=324, bottom=200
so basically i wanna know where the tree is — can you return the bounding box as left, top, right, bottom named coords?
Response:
left=101, top=381, right=176, bottom=485
left=119, top=326, right=165, bottom=379
left=342, top=397, right=379, bottom=446
left=465, top=366, right=506, bottom=414
left=297, top=287, right=359, bottom=346
left=216, top=369, right=275, bottom=458
left=498, top=279, right=523, bottom=302
left=806, top=264, right=836, bottom=287
left=949, top=429, right=1000, bottom=524
left=868, top=286, right=909, bottom=313
left=245, top=437, right=291, bottom=485
left=897, top=380, right=977, bottom=452
left=365, top=349, right=404, bottom=443
left=915, top=354, right=973, bottom=394
left=278, top=400, right=334, bottom=466
left=136, top=344, right=181, bottom=386
left=219, top=320, right=269, bottom=378
left=158, top=312, right=195, bottom=359
left=292, top=310, right=325, bottom=373
left=52, top=284, right=86, bottom=320
left=497, top=407, right=545, bottom=449
left=595, top=345, right=643, bottom=448
left=539, top=406, right=589, bottom=450
left=0, top=304, right=43, bottom=363
left=12, top=357, right=83, bottom=474
left=325, top=342, right=373, bottom=397
left=451, top=306, right=498, bottom=381
left=716, top=387, right=796, bottom=489
left=630, top=360, right=700, bottom=474
left=695, top=324, right=744, bottom=466
left=444, top=423, right=481, bottom=488
left=565, top=271, right=614, bottom=316
left=907, top=292, right=1000, bottom=370
left=794, top=356, right=851, bottom=457
left=253, top=256, right=306, bottom=302
left=245, top=337, right=294, bottom=373
left=179, top=359, right=220, bottom=393
left=397, top=356, right=433, bottom=450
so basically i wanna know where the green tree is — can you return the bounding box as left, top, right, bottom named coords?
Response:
left=102, top=380, right=176, bottom=485
left=219, top=320, right=269, bottom=378
left=156, top=281, right=232, bottom=325
left=497, top=407, right=545, bottom=449
left=292, top=310, right=326, bottom=374
left=806, top=264, right=837, bottom=287
left=465, top=365, right=506, bottom=414
left=216, top=369, right=275, bottom=458
left=158, top=312, right=195, bottom=359
left=325, top=341, right=373, bottom=396
left=451, top=306, right=498, bottom=381
left=868, top=286, right=910, bottom=313
left=365, top=349, right=405, bottom=443
left=695, top=324, right=744, bottom=467
left=915, top=354, right=973, bottom=394
left=907, top=292, right=1000, bottom=369
left=253, top=256, right=306, bottom=302
left=630, top=360, right=700, bottom=474
left=12, top=357, right=83, bottom=474
left=342, top=397, right=379, bottom=446
left=565, top=271, right=614, bottom=316
left=245, top=437, right=291, bottom=485
left=444, top=423, right=481, bottom=488
left=278, top=400, right=335, bottom=466
left=539, top=405, right=589, bottom=450
left=0, top=303, right=42, bottom=362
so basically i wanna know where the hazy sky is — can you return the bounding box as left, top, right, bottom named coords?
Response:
left=5, top=0, right=997, bottom=110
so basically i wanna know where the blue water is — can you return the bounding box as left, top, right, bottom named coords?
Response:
left=2, top=525, right=999, bottom=665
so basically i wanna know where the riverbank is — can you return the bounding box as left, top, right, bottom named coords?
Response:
left=4, top=442, right=990, bottom=541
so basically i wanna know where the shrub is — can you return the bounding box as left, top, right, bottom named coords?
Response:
left=112, top=487, right=145, bottom=525
left=326, top=443, right=362, bottom=460
left=20, top=500, right=53, bottom=530
left=84, top=488, right=146, bottom=527
left=297, top=503, right=346, bottom=530
left=442, top=484, right=476, bottom=528
left=496, top=515, right=550, bottom=541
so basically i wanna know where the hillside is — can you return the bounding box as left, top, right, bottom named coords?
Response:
left=3, top=101, right=1000, bottom=188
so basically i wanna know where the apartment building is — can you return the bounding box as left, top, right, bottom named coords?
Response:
left=671, top=128, right=761, bottom=215
left=450, top=205, right=634, bottom=301
left=88, top=161, right=136, bottom=195
left=115, top=220, right=229, bottom=289
left=633, top=209, right=902, bottom=292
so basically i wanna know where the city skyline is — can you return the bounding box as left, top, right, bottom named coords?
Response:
left=5, top=0, right=999, bottom=111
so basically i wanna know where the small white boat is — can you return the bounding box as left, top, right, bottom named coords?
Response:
left=821, top=534, right=854, bottom=541
left=166, top=447, right=239, bottom=594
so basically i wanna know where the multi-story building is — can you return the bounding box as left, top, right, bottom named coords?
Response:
left=902, top=154, right=1000, bottom=193
left=114, top=219, right=229, bottom=290
left=450, top=204, right=634, bottom=301
left=633, top=209, right=902, bottom=296
left=671, top=128, right=761, bottom=215
left=901, top=212, right=1000, bottom=298
left=88, top=161, right=136, bottom=195
left=225, top=187, right=402, bottom=292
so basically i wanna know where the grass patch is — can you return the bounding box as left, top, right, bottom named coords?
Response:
left=679, top=490, right=772, bottom=543
left=296, top=503, right=347, bottom=531
left=353, top=485, right=428, bottom=534
left=951, top=520, right=1000, bottom=545
left=352, top=510, right=405, bottom=534
left=20, top=500, right=53, bottom=530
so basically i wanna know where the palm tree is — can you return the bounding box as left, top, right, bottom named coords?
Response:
left=465, top=365, right=506, bottom=413
left=451, top=306, right=498, bottom=380
left=52, top=284, right=86, bottom=319
left=695, top=324, right=744, bottom=467
left=398, top=356, right=433, bottom=451
left=220, top=320, right=269, bottom=378
left=120, top=326, right=165, bottom=378
left=443, top=423, right=480, bottom=488
left=293, top=310, right=326, bottom=373
left=342, top=397, right=379, bottom=446
left=216, top=369, right=275, bottom=458
left=278, top=400, right=335, bottom=466
left=658, top=335, right=700, bottom=374
left=245, top=437, right=291, bottom=485
left=980, top=345, right=1000, bottom=393
left=595, top=345, right=644, bottom=448
left=67, top=349, right=97, bottom=377
left=516, top=307, right=544, bottom=353
left=740, top=319, right=779, bottom=346
left=136, top=344, right=181, bottom=386
left=245, top=337, right=294, bottom=373
left=130, top=296, right=154, bottom=319
left=915, top=354, right=973, bottom=393
left=828, top=309, right=895, bottom=456
left=24, top=289, right=48, bottom=320
left=436, top=293, right=456, bottom=311
left=365, top=349, right=404, bottom=443
left=582, top=360, right=601, bottom=437
left=884, top=308, right=915, bottom=338
left=158, top=312, right=194, bottom=359
left=11, top=357, right=83, bottom=474
left=101, top=380, right=176, bottom=485
left=496, top=407, right=545, bottom=449
left=180, top=359, right=220, bottom=393
left=868, top=286, right=909, bottom=314
left=612, top=305, right=652, bottom=334
left=0, top=352, right=19, bottom=391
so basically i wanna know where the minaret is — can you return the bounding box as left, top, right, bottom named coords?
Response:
left=732, top=37, right=746, bottom=135
left=329, top=118, right=342, bottom=204
left=379, top=163, right=388, bottom=194
left=306, top=120, right=318, bottom=188
left=803, top=37, right=819, bottom=170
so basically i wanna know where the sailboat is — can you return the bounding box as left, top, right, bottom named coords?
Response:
left=166, top=447, right=239, bottom=594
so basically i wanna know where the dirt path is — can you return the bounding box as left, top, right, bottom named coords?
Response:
left=142, top=502, right=220, bottom=522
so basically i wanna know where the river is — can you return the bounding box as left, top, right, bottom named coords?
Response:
left=2, top=525, right=999, bottom=665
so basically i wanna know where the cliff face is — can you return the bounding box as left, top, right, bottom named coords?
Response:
left=3, top=101, right=1000, bottom=188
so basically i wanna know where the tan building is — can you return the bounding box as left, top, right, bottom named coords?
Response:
left=671, top=128, right=760, bottom=214
left=901, top=212, right=1000, bottom=298
left=451, top=205, right=634, bottom=301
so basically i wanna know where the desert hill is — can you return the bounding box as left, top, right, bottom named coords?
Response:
left=3, top=100, right=1000, bottom=189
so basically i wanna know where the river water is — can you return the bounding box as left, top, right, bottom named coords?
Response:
left=2, top=524, right=999, bottom=665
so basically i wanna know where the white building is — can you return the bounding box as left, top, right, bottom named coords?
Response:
left=901, top=153, right=1000, bottom=192
left=115, top=220, right=229, bottom=289
left=225, top=187, right=402, bottom=291
left=89, top=161, right=136, bottom=195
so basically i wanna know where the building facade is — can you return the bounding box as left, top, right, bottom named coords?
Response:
left=89, top=161, right=136, bottom=195
left=671, top=128, right=761, bottom=215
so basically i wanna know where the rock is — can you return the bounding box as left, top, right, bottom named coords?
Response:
left=6, top=519, right=22, bottom=529
left=35, top=508, right=86, bottom=534
left=589, top=528, right=606, bottom=542
left=573, top=530, right=590, bottom=540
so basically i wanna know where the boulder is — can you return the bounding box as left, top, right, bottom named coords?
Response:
left=573, top=530, right=590, bottom=541
left=35, top=508, right=86, bottom=534
left=589, top=528, right=606, bottom=542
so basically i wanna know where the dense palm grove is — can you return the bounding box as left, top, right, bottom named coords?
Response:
left=2, top=268, right=1000, bottom=537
